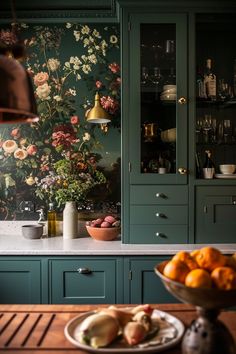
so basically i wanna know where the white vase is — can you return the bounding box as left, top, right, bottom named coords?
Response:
left=63, top=201, right=78, bottom=239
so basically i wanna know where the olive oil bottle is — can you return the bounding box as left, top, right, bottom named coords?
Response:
left=47, top=202, right=57, bottom=237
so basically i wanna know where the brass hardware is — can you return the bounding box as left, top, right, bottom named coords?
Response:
left=128, top=162, right=131, bottom=172
left=77, top=268, right=91, bottom=274
left=178, top=167, right=188, bottom=175
left=178, top=97, right=187, bottom=105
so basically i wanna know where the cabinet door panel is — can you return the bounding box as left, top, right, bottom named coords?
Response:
left=125, top=258, right=178, bottom=304
left=0, top=259, right=41, bottom=304
left=196, top=186, right=236, bottom=243
left=129, top=13, right=188, bottom=184
left=130, top=205, right=188, bottom=224
left=130, top=225, right=187, bottom=244
left=50, top=259, right=119, bottom=304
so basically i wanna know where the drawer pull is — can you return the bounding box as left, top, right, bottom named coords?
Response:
left=156, top=232, right=166, bottom=238
left=77, top=268, right=92, bottom=274
left=156, top=193, right=166, bottom=199
left=156, top=213, right=166, bottom=218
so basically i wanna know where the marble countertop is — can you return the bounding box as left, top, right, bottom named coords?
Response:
left=0, top=234, right=236, bottom=255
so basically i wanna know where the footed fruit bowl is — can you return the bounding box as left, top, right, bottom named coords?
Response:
left=155, top=261, right=236, bottom=354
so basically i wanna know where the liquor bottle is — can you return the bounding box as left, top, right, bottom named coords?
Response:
left=204, top=59, right=216, bottom=101
left=47, top=202, right=57, bottom=237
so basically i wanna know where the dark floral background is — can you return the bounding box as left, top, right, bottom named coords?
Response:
left=0, top=23, right=121, bottom=220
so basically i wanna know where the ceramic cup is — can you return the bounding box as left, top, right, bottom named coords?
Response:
left=158, top=167, right=167, bottom=174
left=203, top=167, right=215, bottom=179
left=219, top=164, right=236, bottom=174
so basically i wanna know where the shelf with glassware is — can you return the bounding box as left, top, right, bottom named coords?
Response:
left=195, top=14, right=236, bottom=181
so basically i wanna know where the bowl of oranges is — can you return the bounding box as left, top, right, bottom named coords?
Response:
left=154, top=247, right=236, bottom=309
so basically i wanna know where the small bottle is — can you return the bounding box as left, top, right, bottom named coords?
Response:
left=37, top=208, right=47, bottom=237
left=203, top=150, right=215, bottom=179
left=47, top=202, right=57, bottom=237
left=204, top=59, right=216, bottom=101
left=196, top=66, right=206, bottom=99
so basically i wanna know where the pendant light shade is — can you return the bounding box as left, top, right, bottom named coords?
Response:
left=86, top=92, right=111, bottom=124
left=0, top=54, right=39, bottom=124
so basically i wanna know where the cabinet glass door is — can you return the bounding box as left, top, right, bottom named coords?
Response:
left=129, top=14, right=187, bottom=184
left=195, top=13, right=236, bottom=179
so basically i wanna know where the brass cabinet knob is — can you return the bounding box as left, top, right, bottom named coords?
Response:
left=178, top=167, right=188, bottom=175
left=156, top=193, right=166, bottom=198
left=178, top=97, right=187, bottom=105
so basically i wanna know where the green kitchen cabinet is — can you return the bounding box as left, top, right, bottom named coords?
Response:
left=124, top=257, right=178, bottom=304
left=196, top=186, right=236, bottom=243
left=119, top=1, right=236, bottom=244
left=0, top=258, right=41, bottom=304
left=49, top=257, right=124, bottom=304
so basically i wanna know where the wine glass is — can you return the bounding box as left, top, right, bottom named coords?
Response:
left=141, top=66, right=149, bottom=85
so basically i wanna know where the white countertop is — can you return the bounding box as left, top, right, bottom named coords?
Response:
left=0, top=234, right=236, bottom=255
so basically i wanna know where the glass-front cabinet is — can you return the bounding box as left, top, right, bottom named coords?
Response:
left=195, top=13, right=236, bottom=180
left=129, top=14, right=187, bottom=184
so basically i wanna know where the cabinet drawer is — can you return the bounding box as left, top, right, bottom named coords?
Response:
left=130, top=186, right=188, bottom=205
left=50, top=258, right=120, bottom=304
left=129, top=225, right=188, bottom=244
left=130, top=205, right=188, bottom=224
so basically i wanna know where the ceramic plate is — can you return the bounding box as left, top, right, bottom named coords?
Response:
left=64, top=309, right=185, bottom=353
left=215, top=174, right=236, bottom=179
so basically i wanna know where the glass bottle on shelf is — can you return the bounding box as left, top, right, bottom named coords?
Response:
left=47, top=202, right=57, bottom=237
left=203, top=150, right=215, bottom=179
left=204, top=58, right=216, bottom=101
left=196, top=66, right=206, bottom=99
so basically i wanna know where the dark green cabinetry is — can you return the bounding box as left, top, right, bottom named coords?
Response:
left=196, top=186, right=236, bottom=243
left=124, top=257, right=177, bottom=304
left=49, top=257, right=124, bottom=304
left=0, top=255, right=175, bottom=305
left=119, top=1, right=236, bottom=244
left=0, top=258, right=41, bottom=304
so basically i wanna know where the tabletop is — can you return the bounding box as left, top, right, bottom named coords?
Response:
left=0, top=304, right=235, bottom=353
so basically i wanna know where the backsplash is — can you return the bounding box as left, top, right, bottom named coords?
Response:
left=0, top=23, right=120, bottom=220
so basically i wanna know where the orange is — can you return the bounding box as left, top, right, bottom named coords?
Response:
left=163, top=259, right=190, bottom=284
left=195, top=247, right=226, bottom=272
left=211, top=267, right=236, bottom=290
left=185, top=268, right=212, bottom=288
left=172, top=251, right=198, bottom=270
left=190, top=249, right=200, bottom=261
left=225, top=256, right=236, bottom=271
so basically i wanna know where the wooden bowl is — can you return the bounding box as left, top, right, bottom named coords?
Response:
left=154, top=261, right=236, bottom=309
left=86, top=225, right=121, bottom=241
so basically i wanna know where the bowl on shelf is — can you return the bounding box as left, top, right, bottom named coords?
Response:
left=160, top=93, right=177, bottom=101
left=86, top=225, right=121, bottom=241
left=219, top=164, right=236, bottom=174
left=161, top=128, right=176, bottom=142
left=154, top=261, right=236, bottom=354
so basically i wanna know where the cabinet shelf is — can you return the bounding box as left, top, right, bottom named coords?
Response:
left=196, top=99, right=236, bottom=108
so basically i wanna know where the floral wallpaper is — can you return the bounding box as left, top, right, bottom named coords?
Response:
left=0, top=23, right=120, bottom=220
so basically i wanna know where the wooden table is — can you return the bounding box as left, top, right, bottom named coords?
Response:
left=0, top=304, right=235, bottom=353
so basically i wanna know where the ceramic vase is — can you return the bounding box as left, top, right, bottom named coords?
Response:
left=63, top=201, right=78, bottom=239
